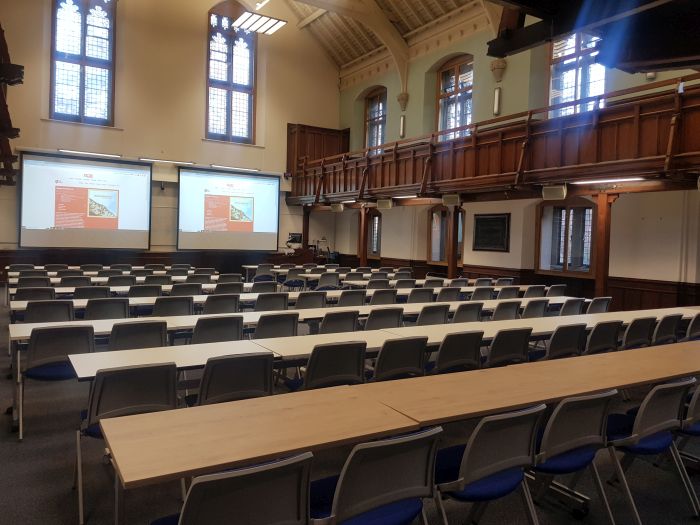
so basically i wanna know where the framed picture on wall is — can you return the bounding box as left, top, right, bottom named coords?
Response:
left=473, top=213, right=510, bottom=252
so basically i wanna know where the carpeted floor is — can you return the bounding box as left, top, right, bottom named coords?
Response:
left=1, top=286, right=700, bottom=524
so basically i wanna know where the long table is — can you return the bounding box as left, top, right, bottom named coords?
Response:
left=7, top=270, right=195, bottom=277
left=7, top=275, right=223, bottom=285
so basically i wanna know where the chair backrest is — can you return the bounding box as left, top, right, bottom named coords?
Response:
left=317, top=272, right=340, bottom=289
left=284, top=268, right=304, bottom=281
left=424, top=278, right=445, bottom=288
left=364, top=307, right=403, bottom=331
left=559, top=298, right=585, bottom=316
left=450, top=278, right=469, bottom=287
left=255, top=264, right=274, bottom=275
left=374, top=337, right=427, bottom=381
left=108, top=321, right=168, bottom=351
left=546, top=323, right=587, bottom=360
left=60, top=276, right=92, bottom=287
left=25, top=300, right=75, bottom=323
left=587, top=296, right=612, bottom=314
left=253, top=273, right=275, bottom=283
left=622, top=317, right=656, bottom=349
left=344, top=271, right=365, bottom=281
left=458, top=404, right=546, bottom=486
left=355, top=267, right=371, bottom=273
left=407, top=288, right=434, bottom=304
left=153, top=296, right=194, bottom=317
left=218, top=273, right=243, bottom=283
left=369, top=289, right=397, bottom=305
left=57, top=269, right=83, bottom=277
left=394, top=278, right=416, bottom=289
left=214, top=282, right=244, bottom=295
left=145, top=275, right=172, bottom=285
left=546, top=284, right=567, bottom=297
left=416, top=304, right=450, bottom=326
left=80, top=264, right=103, bottom=272
left=491, top=300, right=521, bottom=321
left=14, top=287, right=55, bottom=301
left=85, top=298, right=130, bottom=320
left=191, top=315, right=243, bottom=344
left=337, top=290, right=366, bottom=307
left=167, top=268, right=189, bottom=277
left=98, top=269, right=122, bottom=277
left=108, top=275, right=137, bottom=287
left=397, top=266, right=412, bottom=273
left=378, top=266, right=393, bottom=272
left=9, top=263, right=34, bottom=271
left=684, top=381, right=700, bottom=430
left=179, top=452, right=313, bottom=525
left=487, top=327, right=532, bottom=367
left=170, top=283, right=203, bottom=297
left=197, top=353, right=272, bottom=405
left=195, top=268, right=216, bottom=275
left=436, top=287, right=460, bottom=302
left=369, top=272, right=388, bottom=280
left=186, top=274, right=213, bottom=284
left=171, top=264, right=191, bottom=270
left=20, top=269, right=49, bottom=277
left=302, top=263, right=317, bottom=269
left=254, top=292, right=289, bottom=312
left=74, top=286, right=111, bottom=299
left=128, top=284, right=162, bottom=298
left=652, top=313, right=683, bottom=345
left=110, top=264, right=132, bottom=271
left=435, top=331, right=484, bottom=374
left=453, top=302, right=482, bottom=323
left=393, top=272, right=412, bottom=281
left=366, top=279, right=390, bottom=290
left=328, top=427, right=442, bottom=524
left=303, top=341, right=367, bottom=389
left=45, top=264, right=69, bottom=271
left=203, top=294, right=240, bottom=314
left=251, top=281, right=277, bottom=293
left=319, top=310, right=359, bottom=334
left=494, top=277, right=515, bottom=286
left=496, top=286, right=520, bottom=300
left=521, top=299, right=549, bottom=319
left=523, top=285, right=546, bottom=298
left=18, top=277, right=51, bottom=288
left=470, top=287, right=494, bottom=301
left=585, top=320, right=623, bottom=355
left=687, top=313, right=700, bottom=341
left=145, top=264, right=166, bottom=271
left=26, top=326, right=95, bottom=371
left=253, top=313, right=299, bottom=339
left=85, top=363, right=177, bottom=427
left=131, top=269, right=153, bottom=276
left=474, top=278, right=492, bottom=287
left=628, top=378, right=695, bottom=443
left=294, top=291, right=326, bottom=309
left=537, top=390, right=617, bottom=463
left=336, top=266, right=351, bottom=273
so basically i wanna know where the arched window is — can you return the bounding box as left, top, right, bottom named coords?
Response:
left=437, top=55, right=473, bottom=141
left=428, top=205, right=464, bottom=264
left=365, top=87, right=387, bottom=149
left=207, top=2, right=256, bottom=143
left=51, top=0, right=116, bottom=125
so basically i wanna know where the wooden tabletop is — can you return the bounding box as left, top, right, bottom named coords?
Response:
left=7, top=270, right=194, bottom=277
left=101, top=387, right=419, bottom=488
left=9, top=283, right=236, bottom=296
left=253, top=330, right=398, bottom=359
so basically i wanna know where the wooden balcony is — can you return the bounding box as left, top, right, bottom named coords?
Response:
left=288, top=73, right=700, bottom=205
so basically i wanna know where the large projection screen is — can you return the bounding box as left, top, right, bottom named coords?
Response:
left=178, top=168, right=280, bottom=251
left=20, top=153, right=152, bottom=249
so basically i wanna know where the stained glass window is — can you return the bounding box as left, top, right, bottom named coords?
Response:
left=437, top=56, right=473, bottom=141
left=207, top=10, right=256, bottom=143
left=52, top=0, right=115, bottom=125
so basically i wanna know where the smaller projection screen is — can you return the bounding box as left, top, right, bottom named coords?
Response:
left=20, top=153, right=152, bottom=249
left=178, top=168, right=280, bottom=251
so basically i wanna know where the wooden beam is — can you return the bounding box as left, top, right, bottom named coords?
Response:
left=480, top=0, right=505, bottom=38
left=594, top=193, right=618, bottom=297
left=297, top=8, right=327, bottom=28
left=446, top=206, right=460, bottom=279
left=302, top=206, right=311, bottom=249
left=358, top=207, right=369, bottom=266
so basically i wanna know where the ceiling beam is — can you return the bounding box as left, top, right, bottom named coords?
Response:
left=480, top=0, right=505, bottom=37
left=297, top=8, right=327, bottom=28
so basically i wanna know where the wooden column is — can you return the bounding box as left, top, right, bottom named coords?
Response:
left=358, top=207, right=369, bottom=267
left=302, top=206, right=310, bottom=249
left=446, top=206, right=461, bottom=279
left=594, top=193, right=618, bottom=297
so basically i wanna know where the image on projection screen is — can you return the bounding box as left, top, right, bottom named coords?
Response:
left=178, top=168, right=279, bottom=250
left=20, top=153, right=151, bottom=249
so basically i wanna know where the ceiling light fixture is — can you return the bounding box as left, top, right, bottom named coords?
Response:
left=394, top=194, right=417, bottom=199
left=211, top=164, right=260, bottom=172
left=571, top=177, right=644, bottom=185
left=233, top=12, right=287, bottom=35
left=58, top=149, right=122, bottom=158
left=139, top=158, right=195, bottom=165
left=341, top=200, right=356, bottom=204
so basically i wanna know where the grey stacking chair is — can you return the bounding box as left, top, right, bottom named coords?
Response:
left=486, top=327, right=532, bottom=367
left=80, top=264, right=103, bottom=272
left=9, top=263, right=34, bottom=271
left=652, top=313, right=683, bottom=345
left=416, top=304, right=450, bottom=326
left=295, top=291, right=326, bottom=309
left=253, top=313, right=299, bottom=339
left=60, top=276, right=92, bottom=287
left=319, top=310, right=359, bottom=334
left=74, top=286, right=110, bottom=299
left=559, top=298, right=585, bottom=316
left=621, top=317, right=656, bottom=349
left=19, top=326, right=95, bottom=440
left=534, top=391, right=617, bottom=524
left=434, top=404, right=546, bottom=524
left=584, top=320, right=623, bottom=355
left=17, top=277, right=51, bottom=288
left=544, top=323, right=587, bottom=360
left=195, top=268, right=217, bottom=275
left=315, top=272, right=340, bottom=290
left=145, top=275, right=172, bottom=285
left=255, top=292, right=288, bottom=311
left=356, top=266, right=371, bottom=273
left=132, top=269, right=153, bottom=276
left=167, top=268, right=189, bottom=277
left=424, top=278, right=445, bottom=288
left=369, top=272, right=388, bottom=280
left=344, top=271, right=365, bottom=281
left=128, top=284, right=162, bottom=297
left=191, top=316, right=243, bottom=344
left=521, top=299, right=549, bottom=319
left=283, top=268, right=305, bottom=289
left=25, top=300, right=75, bottom=323
left=470, top=287, right=493, bottom=301
left=685, top=313, right=700, bottom=341
left=153, top=296, right=194, bottom=317
left=19, top=269, right=48, bottom=277
left=76, top=363, right=177, bottom=524
left=14, top=287, right=55, bottom=301
left=310, top=427, right=441, bottom=525
left=587, top=296, right=612, bottom=314
left=436, top=287, right=460, bottom=302
left=450, top=278, right=469, bottom=287
left=45, top=264, right=68, bottom=271
left=98, top=269, right=122, bottom=277
left=373, top=337, right=427, bottom=381
left=57, top=269, right=83, bottom=277
left=107, top=275, right=137, bottom=287
left=171, top=264, right=191, bottom=270
left=302, top=263, right=317, bottom=269
left=369, top=289, right=397, bottom=305
left=170, top=283, right=202, bottom=297
left=278, top=263, right=295, bottom=269
left=398, top=266, right=413, bottom=273
left=214, top=282, right=244, bottom=295
left=393, top=272, right=412, bottom=281
left=145, top=264, right=166, bottom=271
left=495, top=277, right=515, bottom=286
left=85, top=298, right=129, bottom=320
left=195, top=353, right=273, bottom=405
left=366, top=279, right=390, bottom=290
left=434, top=331, right=484, bottom=374
left=324, top=264, right=339, bottom=269
left=255, top=264, right=274, bottom=275
left=364, top=307, right=403, bottom=331
left=303, top=341, right=366, bottom=389
left=407, top=288, right=434, bottom=304
left=186, top=274, right=213, bottom=284
left=474, top=278, right=492, bottom=287
left=496, top=286, right=520, bottom=300
left=337, top=289, right=366, bottom=307
left=453, top=302, right=483, bottom=323
left=523, top=285, right=546, bottom=298
left=378, top=266, right=393, bottom=273
left=546, top=284, right=567, bottom=297
left=108, top=321, right=168, bottom=351
left=110, top=264, right=132, bottom=271
left=491, top=300, right=521, bottom=321
left=251, top=281, right=277, bottom=293
left=395, top=278, right=416, bottom=289
left=336, top=266, right=351, bottom=273
left=218, top=273, right=243, bottom=283
left=203, top=294, right=240, bottom=314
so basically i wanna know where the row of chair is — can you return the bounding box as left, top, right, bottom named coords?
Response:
left=9, top=263, right=198, bottom=272
left=13, top=272, right=233, bottom=288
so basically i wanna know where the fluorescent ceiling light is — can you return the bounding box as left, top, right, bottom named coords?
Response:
left=233, top=12, right=253, bottom=27
left=211, top=164, right=260, bottom=172
left=265, top=20, right=286, bottom=34
left=239, top=13, right=261, bottom=30
left=58, top=149, right=121, bottom=158
left=341, top=200, right=356, bottom=204
left=394, top=194, right=417, bottom=199
left=258, top=18, right=278, bottom=32
left=571, top=177, right=644, bottom=185
left=233, top=11, right=286, bottom=34
left=139, top=158, right=195, bottom=165
left=248, top=16, right=270, bottom=32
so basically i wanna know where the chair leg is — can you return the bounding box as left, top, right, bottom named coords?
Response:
left=420, top=506, right=429, bottom=525
left=534, top=473, right=554, bottom=503
left=607, top=447, right=642, bottom=525
left=520, top=479, right=540, bottom=525
left=17, top=375, right=23, bottom=441
left=589, top=462, right=616, bottom=525
left=180, top=478, right=188, bottom=502
left=434, top=492, right=449, bottom=525
left=469, top=501, right=488, bottom=524
left=76, top=431, right=85, bottom=525
left=669, top=441, right=700, bottom=517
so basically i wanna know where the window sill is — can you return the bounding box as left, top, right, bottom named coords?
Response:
left=41, top=118, right=124, bottom=131
left=202, top=138, right=265, bottom=149
left=535, top=269, right=595, bottom=280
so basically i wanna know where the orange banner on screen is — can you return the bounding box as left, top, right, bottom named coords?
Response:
left=55, top=186, right=119, bottom=230
left=204, top=194, right=254, bottom=232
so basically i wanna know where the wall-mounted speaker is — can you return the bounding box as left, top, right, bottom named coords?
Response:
left=442, top=194, right=461, bottom=207
left=542, top=184, right=567, bottom=200
left=377, top=199, right=393, bottom=210
left=330, top=203, right=344, bottom=212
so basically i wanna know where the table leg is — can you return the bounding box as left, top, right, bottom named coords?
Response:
left=12, top=340, right=19, bottom=433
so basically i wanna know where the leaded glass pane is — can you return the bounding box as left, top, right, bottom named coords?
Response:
left=84, top=66, right=110, bottom=119
left=231, top=91, right=250, bottom=138
left=232, top=38, right=251, bottom=86
left=208, top=87, right=228, bottom=135
left=54, top=61, right=81, bottom=116
left=209, top=33, right=228, bottom=82
left=86, top=5, right=110, bottom=60
left=56, top=0, right=82, bottom=55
